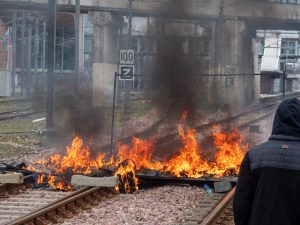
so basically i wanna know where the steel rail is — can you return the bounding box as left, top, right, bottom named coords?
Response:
left=0, top=110, right=30, bottom=116
left=200, top=187, right=236, bottom=225
left=6, top=186, right=115, bottom=225
left=0, top=110, right=42, bottom=121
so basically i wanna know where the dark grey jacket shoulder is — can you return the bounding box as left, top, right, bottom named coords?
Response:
left=248, top=135, right=300, bottom=171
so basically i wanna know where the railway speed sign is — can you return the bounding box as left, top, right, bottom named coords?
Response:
left=119, top=65, right=134, bottom=80
left=120, top=49, right=134, bottom=65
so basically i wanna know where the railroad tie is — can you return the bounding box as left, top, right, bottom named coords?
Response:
left=91, top=192, right=103, bottom=201
left=66, top=203, right=81, bottom=214
left=57, top=207, right=74, bottom=219
left=23, top=221, right=35, bottom=225
left=35, top=216, right=48, bottom=225
left=83, top=195, right=98, bottom=206
left=75, top=199, right=92, bottom=210
left=46, top=211, right=64, bottom=224
left=97, top=189, right=110, bottom=198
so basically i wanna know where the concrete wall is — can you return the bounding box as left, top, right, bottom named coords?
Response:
left=214, top=18, right=256, bottom=107
left=6, top=0, right=300, bottom=22
left=225, top=1, right=300, bottom=21
left=0, top=19, right=8, bottom=69
left=0, top=70, right=11, bottom=96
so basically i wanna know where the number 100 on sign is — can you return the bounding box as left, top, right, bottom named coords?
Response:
left=120, top=49, right=134, bottom=65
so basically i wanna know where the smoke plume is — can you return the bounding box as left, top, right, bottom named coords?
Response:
left=149, top=0, right=208, bottom=121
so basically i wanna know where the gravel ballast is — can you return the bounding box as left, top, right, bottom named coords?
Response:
left=62, top=185, right=205, bottom=225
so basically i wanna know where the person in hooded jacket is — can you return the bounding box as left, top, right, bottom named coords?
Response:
left=233, top=97, right=300, bottom=225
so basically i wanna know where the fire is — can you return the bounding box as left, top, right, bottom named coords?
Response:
left=116, top=137, right=163, bottom=171
left=27, top=111, right=248, bottom=192
left=26, top=137, right=106, bottom=190
left=52, top=136, right=98, bottom=174
left=114, top=160, right=139, bottom=193
left=211, top=125, right=248, bottom=176
left=37, top=173, right=45, bottom=184
left=163, top=123, right=210, bottom=177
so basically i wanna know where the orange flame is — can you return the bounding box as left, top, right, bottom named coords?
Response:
left=116, top=137, right=163, bottom=171
left=37, top=174, right=45, bottom=184
left=211, top=125, right=248, bottom=176
left=114, top=160, right=139, bottom=193
left=163, top=124, right=210, bottom=177
left=26, top=137, right=106, bottom=190
left=27, top=111, right=248, bottom=192
left=52, top=136, right=97, bottom=174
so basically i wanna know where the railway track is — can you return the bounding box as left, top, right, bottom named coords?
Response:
left=178, top=187, right=235, bottom=225
left=0, top=110, right=42, bottom=122
left=0, top=188, right=70, bottom=224
left=0, top=180, right=235, bottom=225
left=0, top=98, right=29, bottom=104
left=200, top=187, right=235, bottom=225
left=0, top=184, right=117, bottom=225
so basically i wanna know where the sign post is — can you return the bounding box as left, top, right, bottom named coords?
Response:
left=119, top=49, right=135, bottom=80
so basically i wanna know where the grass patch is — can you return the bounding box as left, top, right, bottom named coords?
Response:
left=0, top=113, right=48, bottom=158
left=0, top=143, right=36, bottom=158
left=0, top=102, right=32, bottom=113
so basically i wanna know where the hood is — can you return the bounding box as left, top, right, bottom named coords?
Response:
left=272, top=98, right=300, bottom=138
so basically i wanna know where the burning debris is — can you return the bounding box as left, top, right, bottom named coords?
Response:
left=25, top=112, right=248, bottom=193
left=114, top=160, right=139, bottom=193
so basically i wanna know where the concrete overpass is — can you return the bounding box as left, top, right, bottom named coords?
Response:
left=1, top=0, right=300, bottom=23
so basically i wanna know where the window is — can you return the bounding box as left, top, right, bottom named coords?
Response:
left=257, top=40, right=265, bottom=55
left=139, top=38, right=146, bottom=53
left=271, top=0, right=300, bottom=4
left=84, top=34, right=92, bottom=54
left=281, top=39, right=296, bottom=55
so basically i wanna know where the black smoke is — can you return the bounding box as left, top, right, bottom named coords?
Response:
left=58, top=94, right=105, bottom=140
left=149, top=0, right=208, bottom=121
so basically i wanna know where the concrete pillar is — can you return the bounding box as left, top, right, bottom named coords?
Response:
left=252, top=38, right=260, bottom=102
left=216, top=19, right=255, bottom=107
left=73, top=13, right=85, bottom=89
left=26, top=17, right=32, bottom=97
left=79, top=15, right=84, bottom=73
left=89, top=12, right=123, bottom=108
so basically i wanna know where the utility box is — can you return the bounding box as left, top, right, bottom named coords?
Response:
left=0, top=70, right=11, bottom=96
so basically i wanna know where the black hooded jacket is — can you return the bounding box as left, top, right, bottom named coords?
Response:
left=233, top=98, right=300, bottom=225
